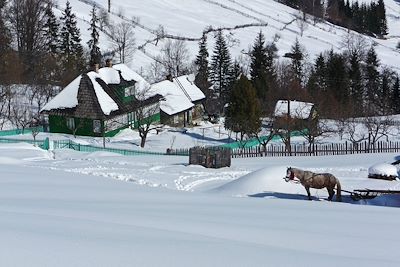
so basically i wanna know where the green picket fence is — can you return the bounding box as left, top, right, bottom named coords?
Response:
left=52, top=140, right=187, bottom=156
left=0, top=137, right=47, bottom=149
left=0, top=137, right=187, bottom=157
left=0, top=126, right=44, bottom=137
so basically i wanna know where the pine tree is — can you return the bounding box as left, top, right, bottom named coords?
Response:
left=307, top=53, right=326, bottom=98
left=60, top=1, right=85, bottom=77
left=378, top=69, right=392, bottom=115
left=325, top=50, right=349, bottom=105
left=391, top=76, right=400, bottom=114
left=364, top=46, right=380, bottom=110
left=44, top=2, right=60, bottom=55
left=348, top=51, right=364, bottom=115
left=377, top=0, right=387, bottom=36
left=224, top=75, right=261, bottom=143
left=87, top=5, right=102, bottom=67
left=290, top=38, right=304, bottom=85
left=194, top=33, right=211, bottom=96
left=250, top=31, right=268, bottom=100
left=210, top=30, right=232, bottom=110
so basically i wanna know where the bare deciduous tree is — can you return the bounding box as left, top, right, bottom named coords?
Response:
left=8, top=0, right=47, bottom=79
left=255, top=118, right=276, bottom=156
left=363, top=115, right=394, bottom=149
left=98, top=8, right=110, bottom=31
left=344, top=118, right=368, bottom=146
left=133, top=86, right=163, bottom=148
left=9, top=101, right=34, bottom=133
left=157, top=39, right=189, bottom=77
left=299, top=119, right=333, bottom=151
left=107, top=21, right=136, bottom=63
left=339, top=32, right=369, bottom=58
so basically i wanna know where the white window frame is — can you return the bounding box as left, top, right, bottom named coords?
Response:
left=66, top=117, right=75, bottom=129
left=93, top=120, right=102, bottom=133
left=124, top=85, right=135, bottom=97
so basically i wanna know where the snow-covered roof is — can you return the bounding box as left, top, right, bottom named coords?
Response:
left=150, top=74, right=205, bottom=116
left=274, top=100, right=314, bottom=119
left=113, top=64, right=150, bottom=93
left=174, top=75, right=205, bottom=102
left=41, top=64, right=150, bottom=116
left=41, top=75, right=81, bottom=111
left=98, top=67, right=120, bottom=84
left=86, top=72, right=119, bottom=115
left=151, top=80, right=194, bottom=116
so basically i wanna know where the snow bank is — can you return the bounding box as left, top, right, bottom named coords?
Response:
left=368, top=163, right=398, bottom=178
left=212, top=165, right=304, bottom=196
left=0, top=157, right=23, bottom=165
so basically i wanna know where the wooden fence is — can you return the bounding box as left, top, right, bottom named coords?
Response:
left=231, top=141, right=400, bottom=158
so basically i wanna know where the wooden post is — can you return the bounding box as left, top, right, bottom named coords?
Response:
left=108, top=0, right=111, bottom=13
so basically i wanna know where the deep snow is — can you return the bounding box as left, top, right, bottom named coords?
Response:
left=1, top=142, right=400, bottom=266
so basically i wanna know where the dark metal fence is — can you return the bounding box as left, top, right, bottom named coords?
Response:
left=231, top=141, right=400, bottom=158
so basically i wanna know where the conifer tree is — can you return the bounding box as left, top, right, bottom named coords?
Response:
left=194, top=33, right=211, bottom=96
left=391, top=76, right=400, bottom=114
left=378, top=69, right=392, bottom=115
left=377, top=0, right=387, bottom=36
left=348, top=51, right=363, bottom=115
left=325, top=50, right=349, bottom=105
left=250, top=31, right=268, bottom=100
left=290, top=38, right=304, bottom=85
left=224, top=75, right=261, bottom=144
left=43, top=2, right=60, bottom=55
left=60, top=1, right=85, bottom=77
left=210, top=30, right=232, bottom=110
left=365, top=46, right=380, bottom=109
left=87, top=5, right=102, bottom=67
left=307, top=53, right=326, bottom=98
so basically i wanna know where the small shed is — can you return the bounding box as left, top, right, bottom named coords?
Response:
left=189, top=147, right=231, bottom=168
left=273, top=100, right=317, bottom=130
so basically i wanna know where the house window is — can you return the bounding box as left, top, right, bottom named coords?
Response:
left=173, top=115, right=179, bottom=124
left=128, top=112, right=135, bottom=124
left=93, top=120, right=102, bottom=133
left=66, top=117, right=75, bottom=129
left=124, top=85, right=135, bottom=97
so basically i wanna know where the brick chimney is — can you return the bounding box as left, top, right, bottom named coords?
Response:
left=106, top=59, right=112, bottom=68
left=94, top=63, right=100, bottom=73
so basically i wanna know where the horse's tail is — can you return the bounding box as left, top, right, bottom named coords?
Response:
left=335, top=178, right=342, bottom=202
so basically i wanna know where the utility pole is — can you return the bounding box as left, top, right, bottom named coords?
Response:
left=108, top=0, right=111, bottom=13
left=287, top=99, right=291, bottom=156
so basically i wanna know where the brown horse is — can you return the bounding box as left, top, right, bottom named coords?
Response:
left=285, top=167, right=342, bottom=202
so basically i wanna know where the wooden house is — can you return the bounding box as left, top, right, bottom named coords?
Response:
left=40, top=63, right=162, bottom=137
left=151, top=75, right=205, bottom=127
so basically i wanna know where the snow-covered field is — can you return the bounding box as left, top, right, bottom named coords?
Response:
left=1, top=137, right=400, bottom=266
left=60, top=0, right=400, bottom=74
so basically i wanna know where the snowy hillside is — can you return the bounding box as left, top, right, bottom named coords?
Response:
left=58, top=0, right=400, bottom=74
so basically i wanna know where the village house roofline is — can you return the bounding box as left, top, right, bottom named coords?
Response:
left=150, top=74, right=205, bottom=116
left=40, top=64, right=159, bottom=119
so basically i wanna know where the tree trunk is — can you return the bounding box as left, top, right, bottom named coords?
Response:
left=140, top=135, right=146, bottom=148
